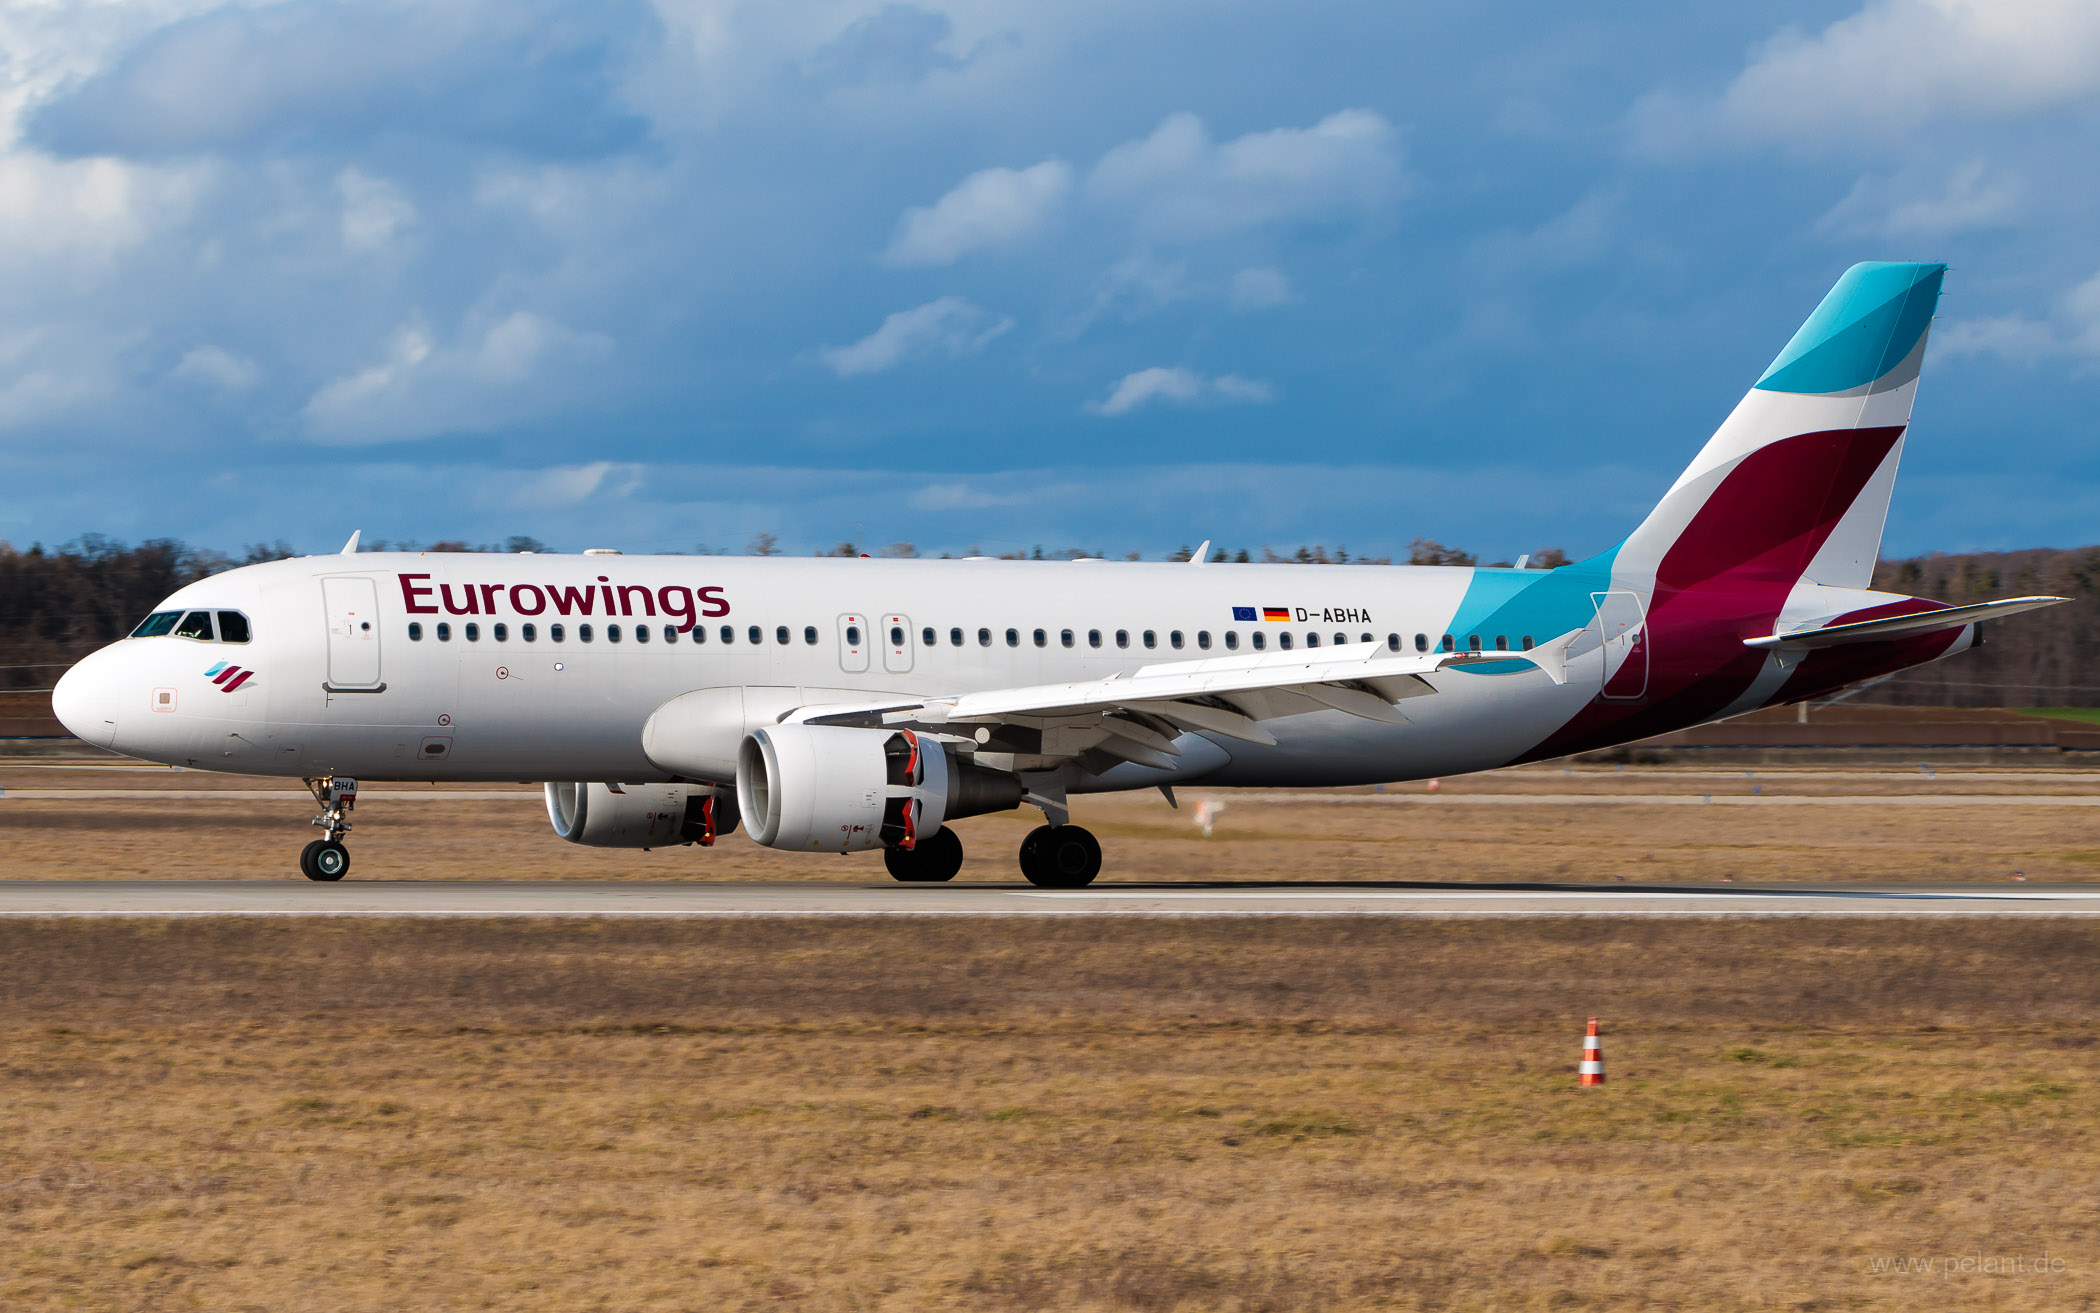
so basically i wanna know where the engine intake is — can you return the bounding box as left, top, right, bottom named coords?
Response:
left=544, top=782, right=739, bottom=849
left=737, top=724, right=1022, bottom=852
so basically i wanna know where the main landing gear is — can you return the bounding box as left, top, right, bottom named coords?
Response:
left=881, top=821, right=1103, bottom=887
left=299, top=776, right=357, bottom=882
left=1018, top=824, right=1101, bottom=889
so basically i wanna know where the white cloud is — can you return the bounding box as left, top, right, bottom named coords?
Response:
left=1086, top=109, right=1403, bottom=238
left=1087, top=366, right=1274, bottom=417
left=1933, top=270, right=2100, bottom=364
left=302, top=311, right=613, bottom=442
left=338, top=167, right=415, bottom=251
left=493, top=460, right=646, bottom=511
left=169, top=344, right=258, bottom=390
left=883, top=160, right=1071, bottom=266
left=818, top=296, right=1012, bottom=376
left=1819, top=161, right=2021, bottom=237
left=1230, top=267, right=1296, bottom=310
left=0, top=152, right=195, bottom=261
left=1643, top=0, right=2100, bottom=149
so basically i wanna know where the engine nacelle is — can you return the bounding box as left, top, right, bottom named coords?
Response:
left=544, top=782, right=739, bottom=849
left=737, top=724, right=1022, bottom=852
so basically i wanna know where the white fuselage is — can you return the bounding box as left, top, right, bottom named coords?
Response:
left=54, top=551, right=1633, bottom=790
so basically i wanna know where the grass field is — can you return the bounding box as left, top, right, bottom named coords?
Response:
left=8, top=759, right=2100, bottom=882
left=4, top=918, right=2098, bottom=1310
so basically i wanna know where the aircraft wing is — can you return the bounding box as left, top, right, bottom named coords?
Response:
left=792, top=628, right=1585, bottom=768
left=1742, top=596, right=2068, bottom=651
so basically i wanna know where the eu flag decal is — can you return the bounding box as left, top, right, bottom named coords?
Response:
left=1231, top=606, right=1256, bottom=622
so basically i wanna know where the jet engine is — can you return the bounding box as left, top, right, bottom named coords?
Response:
left=544, top=781, right=739, bottom=849
left=737, top=724, right=1022, bottom=852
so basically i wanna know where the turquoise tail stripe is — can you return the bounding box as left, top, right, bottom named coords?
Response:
left=1440, top=543, right=1623, bottom=673
left=1754, top=261, right=1944, bottom=396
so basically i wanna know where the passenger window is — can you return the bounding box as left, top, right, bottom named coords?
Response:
left=466, top=622, right=481, bottom=642
left=633, top=625, right=648, bottom=644
left=1305, top=633, right=1320, bottom=648
left=1170, top=631, right=1184, bottom=649
left=131, top=610, right=184, bottom=638
left=748, top=626, right=762, bottom=644
left=1441, top=634, right=1454, bottom=652
left=217, top=612, right=251, bottom=643
left=551, top=624, right=565, bottom=643
left=494, top=623, right=509, bottom=642
left=1005, top=628, right=1019, bottom=647
left=721, top=625, right=734, bottom=644
left=891, top=625, right=905, bottom=647
left=665, top=625, right=678, bottom=643
left=1143, top=630, right=1157, bottom=649
left=1361, top=633, right=1374, bottom=645
left=1495, top=635, right=1508, bottom=651
left=1060, top=629, right=1074, bottom=648
left=777, top=626, right=790, bottom=645
left=606, top=625, right=619, bottom=643
left=978, top=628, right=991, bottom=647
left=1033, top=629, right=1047, bottom=648
left=1088, top=629, right=1102, bottom=648
left=409, top=622, right=424, bottom=642
left=1115, top=629, right=1129, bottom=649
left=1334, top=633, right=1347, bottom=646
left=922, top=627, right=935, bottom=647
left=1414, top=634, right=1427, bottom=652
left=1278, top=632, right=1292, bottom=650
left=523, top=623, right=537, bottom=642
left=437, top=622, right=453, bottom=642
left=1251, top=632, right=1266, bottom=650
left=843, top=625, right=857, bottom=646
left=1197, top=631, right=1211, bottom=650
left=580, top=624, right=594, bottom=642
left=1468, top=635, right=1481, bottom=652
left=693, top=626, right=706, bottom=644
left=806, top=626, right=820, bottom=645
left=1225, top=632, right=1239, bottom=650
left=1522, top=635, right=1534, bottom=650
left=174, top=611, right=214, bottom=641
left=950, top=627, right=963, bottom=647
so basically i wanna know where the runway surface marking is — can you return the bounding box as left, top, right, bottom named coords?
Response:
left=4, top=881, right=2097, bottom=916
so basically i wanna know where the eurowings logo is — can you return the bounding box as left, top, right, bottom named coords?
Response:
left=204, top=662, right=257, bottom=692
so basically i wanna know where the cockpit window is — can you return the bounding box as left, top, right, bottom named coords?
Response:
left=217, top=612, right=251, bottom=643
left=173, top=611, right=216, bottom=641
left=131, top=611, right=183, bottom=638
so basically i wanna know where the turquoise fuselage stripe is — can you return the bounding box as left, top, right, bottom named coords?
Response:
left=1440, top=544, right=1623, bottom=673
left=1754, top=262, right=1944, bottom=396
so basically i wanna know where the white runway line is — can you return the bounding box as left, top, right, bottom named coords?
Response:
left=11, top=790, right=2100, bottom=805
left=4, top=882, right=2099, bottom=917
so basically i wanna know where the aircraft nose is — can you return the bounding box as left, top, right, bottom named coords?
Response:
left=51, top=649, right=123, bottom=748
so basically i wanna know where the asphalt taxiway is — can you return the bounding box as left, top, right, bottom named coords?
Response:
left=3, top=880, right=2097, bottom=916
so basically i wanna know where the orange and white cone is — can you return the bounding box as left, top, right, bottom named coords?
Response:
left=1579, top=1017, right=1606, bottom=1086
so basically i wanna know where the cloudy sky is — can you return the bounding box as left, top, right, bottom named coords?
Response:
left=2, top=0, right=2098, bottom=560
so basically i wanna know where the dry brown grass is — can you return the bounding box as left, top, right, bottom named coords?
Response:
left=7, top=758, right=2100, bottom=881
left=4, top=918, right=2099, bottom=1310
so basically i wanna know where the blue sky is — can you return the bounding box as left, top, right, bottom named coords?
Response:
left=2, top=0, right=2098, bottom=561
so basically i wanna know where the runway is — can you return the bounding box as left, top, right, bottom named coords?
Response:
left=5, top=880, right=2100, bottom=916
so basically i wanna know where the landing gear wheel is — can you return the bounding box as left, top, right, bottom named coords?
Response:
left=301, top=839, right=350, bottom=882
left=885, top=827, right=964, bottom=883
left=1018, top=824, right=1100, bottom=889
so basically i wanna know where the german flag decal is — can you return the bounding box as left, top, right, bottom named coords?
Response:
left=1262, top=607, right=1290, bottom=622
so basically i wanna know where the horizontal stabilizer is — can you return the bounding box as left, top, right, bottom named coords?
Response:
left=1743, top=596, right=2068, bottom=650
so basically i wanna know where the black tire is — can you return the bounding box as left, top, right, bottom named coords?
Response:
left=304, top=840, right=350, bottom=882
left=1019, top=824, right=1100, bottom=889
left=885, top=827, right=963, bottom=882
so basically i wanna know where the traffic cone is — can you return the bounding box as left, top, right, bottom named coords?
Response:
left=1578, top=1017, right=1606, bottom=1086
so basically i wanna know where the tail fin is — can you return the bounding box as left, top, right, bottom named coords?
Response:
left=1613, top=262, right=1945, bottom=594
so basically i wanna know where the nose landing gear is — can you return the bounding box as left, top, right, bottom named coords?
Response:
left=300, top=777, right=357, bottom=881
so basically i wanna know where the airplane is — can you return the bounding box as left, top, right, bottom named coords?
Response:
left=51, top=261, right=2068, bottom=886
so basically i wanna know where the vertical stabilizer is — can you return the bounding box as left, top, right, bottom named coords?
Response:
left=1613, top=262, right=1944, bottom=595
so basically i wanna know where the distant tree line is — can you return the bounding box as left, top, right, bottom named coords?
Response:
left=2, top=536, right=2091, bottom=704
